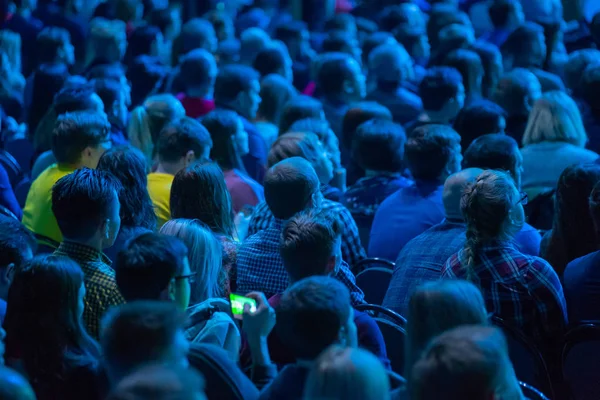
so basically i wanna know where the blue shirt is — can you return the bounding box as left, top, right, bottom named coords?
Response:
left=237, top=219, right=365, bottom=306
left=564, top=250, right=600, bottom=323
left=369, top=181, right=445, bottom=261
left=343, top=173, right=413, bottom=217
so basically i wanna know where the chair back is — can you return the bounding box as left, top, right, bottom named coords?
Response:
left=352, top=212, right=374, bottom=250
left=354, top=257, right=395, bottom=273
left=14, top=177, right=31, bottom=208
left=519, top=381, right=550, bottom=400
left=0, top=149, right=24, bottom=187
left=4, top=138, right=34, bottom=175
left=562, top=322, right=600, bottom=400
left=356, top=267, right=393, bottom=305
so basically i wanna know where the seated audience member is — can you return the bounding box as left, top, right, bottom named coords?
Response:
left=321, top=31, right=362, bottom=62
left=0, top=216, right=36, bottom=323
left=521, top=91, right=599, bottom=200
left=174, top=49, right=217, bottom=119
left=361, top=32, right=396, bottom=73
left=147, top=117, right=213, bottom=228
left=278, top=95, right=325, bottom=134
left=52, top=169, right=124, bottom=338
left=238, top=158, right=364, bottom=303
left=273, top=21, right=314, bottom=92
left=97, top=146, right=156, bottom=262
left=252, top=44, right=294, bottom=82
left=379, top=3, right=426, bottom=33
left=0, top=366, right=35, bottom=400
left=23, top=111, right=112, bottom=246
left=394, top=25, right=429, bottom=76
left=470, top=41, right=503, bottom=100
left=85, top=18, right=127, bottom=69
left=501, top=22, right=565, bottom=92
left=127, top=94, right=186, bottom=164
left=541, top=164, right=600, bottom=277
left=406, top=67, right=465, bottom=134
left=124, top=25, right=164, bottom=67
left=492, top=68, right=542, bottom=144
left=259, top=276, right=357, bottom=400
left=86, top=63, right=131, bottom=108
left=202, top=110, right=264, bottom=213
left=366, top=43, right=423, bottom=126
left=254, top=74, right=297, bottom=149
left=214, top=65, right=267, bottom=183
left=4, top=255, right=102, bottom=400
left=100, top=301, right=190, bottom=387
left=442, top=49, right=484, bottom=104
left=369, top=124, right=462, bottom=261
left=27, top=63, right=69, bottom=137
left=0, top=0, right=42, bottom=76
left=304, top=346, right=390, bottom=400
left=239, top=28, right=271, bottom=66
left=563, top=50, right=600, bottom=101
left=34, top=27, right=75, bottom=69
left=126, top=56, right=170, bottom=108
left=93, top=78, right=129, bottom=146
left=410, top=326, right=522, bottom=400
left=581, top=64, right=600, bottom=153
left=442, top=170, right=567, bottom=355
left=316, top=53, right=366, bottom=139
left=452, top=99, right=506, bottom=150
left=172, top=18, right=217, bottom=65
left=463, top=134, right=542, bottom=255
left=148, top=7, right=183, bottom=54
left=160, top=219, right=240, bottom=361
left=480, top=0, right=525, bottom=47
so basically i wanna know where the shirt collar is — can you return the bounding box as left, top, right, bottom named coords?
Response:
left=57, top=241, right=112, bottom=266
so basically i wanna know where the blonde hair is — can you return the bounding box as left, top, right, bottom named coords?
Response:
left=522, top=91, right=587, bottom=147
left=127, top=94, right=185, bottom=163
left=160, top=219, right=225, bottom=305
left=0, top=31, right=21, bottom=74
left=304, top=346, right=390, bottom=400
left=87, top=18, right=127, bottom=66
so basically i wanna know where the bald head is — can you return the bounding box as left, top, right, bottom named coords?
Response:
left=0, top=366, right=36, bottom=400
left=443, top=168, right=483, bottom=220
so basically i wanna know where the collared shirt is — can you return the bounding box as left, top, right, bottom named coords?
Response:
left=247, top=200, right=366, bottom=270
left=54, top=241, right=125, bottom=339
left=238, top=220, right=365, bottom=306
left=343, top=173, right=413, bottom=217
left=442, top=240, right=567, bottom=349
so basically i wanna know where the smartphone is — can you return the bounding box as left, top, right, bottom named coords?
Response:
left=230, top=293, right=257, bottom=320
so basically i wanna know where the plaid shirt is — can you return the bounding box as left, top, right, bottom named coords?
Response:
left=54, top=241, right=125, bottom=339
left=247, top=200, right=366, bottom=270
left=238, top=219, right=365, bottom=306
left=442, top=240, right=568, bottom=349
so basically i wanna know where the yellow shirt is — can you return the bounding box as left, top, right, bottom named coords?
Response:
left=22, top=164, right=75, bottom=244
left=147, top=172, right=174, bottom=228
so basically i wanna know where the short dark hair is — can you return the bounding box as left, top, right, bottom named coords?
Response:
left=281, top=210, right=341, bottom=283
left=405, top=124, right=461, bottom=181
left=353, top=119, right=405, bottom=172
left=51, top=111, right=111, bottom=164
left=419, top=67, right=463, bottom=111
left=463, top=134, right=519, bottom=177
left=214, top=65, right=260, bottom=105
left=267, top=132, right=323, bottom=168
left=125, top=25, right=161, bottom=64
left=101, top=301, right=187, bottom=380
left=442, top=49, right=483, bottom=98
left=252, top=46, right=287, bottom=78
left=501, top=22, right=544, bottom=63
left=0, top=215, right=36, bottom=269
left=156, top=117, right=212, bottom=163
left=489, top=0, right=520, bottom=28
left=115, top=233, right=188, bottom=302
left=264, top=158, right=320, bottom=220
left=426, top=5, right=470, bottom=50
left=379, top=5, right=416, bottom=32
left=53, top=85, right=100, bottom=115
left=279, top=96, right=324, bottom=134
left=324, top=13, right=356, bottom=34
left=257, top=74, right=297, bottom=125
left=93, top=78, right=122, bottom=112
left=362, top=32, right=396, bottom=65
left=36, top=27, right=70, bottom=65
left=452, top=100, right=506, bottom=150
left=52, top=168, right=120, bottom=240
left=201, top=110, right=243, bottom=171
left=341, top=102, right=392, bottom=150
left=316, top=53, right=357, bottom=97
left=276, top=276, right=351, bottom=360
left=179, top=18, right=216, bottom=54
left=178, top=49, right=216, bottom=89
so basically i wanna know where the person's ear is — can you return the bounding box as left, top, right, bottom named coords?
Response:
left=325, top=255, right=336, bottom=276
left=342, top=79, right=355, bottom=95
left=1, top=263, right=14, bottom=284
left=337, top=325, right=349, bottom=346
left=103, top=218, right=111, bottom=240
left=184, top=150, right=196, bottom=166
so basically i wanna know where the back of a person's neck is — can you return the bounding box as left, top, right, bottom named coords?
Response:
left=185, top=87, right=211, bottom=99
left=422, top=111, right=450, bottom=124
left=64, top=237, right=103, bottom=252
left=154, top=163, right=179, bottom=175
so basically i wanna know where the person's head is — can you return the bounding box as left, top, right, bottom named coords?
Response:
left=410, top=326, right=511, bottom=400
left=4, top=255, right=100, bottom=379
left=442, top=49, right=484, bottom=100
left=405, top=124, right=462, bottom=182
left=276, top=276, right=356, bottom=361
left=0, top=216, right=35, bottom=301
left=545, top=164, right=600, bottom=276
left=114, top=0, right=143, bottom=23
left=252, top=44, right=294, bottom=82
left=51, top=111, right=112, bottom=168
left=405, top=280, right=487, bottom=374
left=325, top=13, right=357, bottom=38
left=94, top=77, right=128, bottom=127
left=156, top=117, right=213, bottom=173
left=452, top=100, right=506, bottom=150
left=264, top=157, right=321, bottom=220
left=471, top=41, right=503, bottom=99
left=97, top=146, right=156, bottom=230
left=317, top=53, right=366, bottom=103
left=281, top=209, right=342, bottom=283
left=288, top=117, right=340, bottom=168
left=149, top=7, right=183, bottom=44
left=427, top=5, right=472, bottom=51
left=116, top=233, right=191, bottom=309
left=28, top=62, right=69, bottom=134
left=177, top=49, right=217, bottom=97
left=368, top=43, right=414, bottom=90
left=341, top=102, right=392, bottom=151
left=274, top=20, right=310, bottom=61
left=160, top=219, right=224, bottom=305
left=268, top=132, right=334, bottom=185
left=36, top=27, right=74, bottom=66
left=463, top=134, right=522, bottom=189
left=562, top=49, right=600, bottom=97
left=419, top=67, right=465, bottom=120
left=127, top=94, right=186, bottom=162
left=0, top=366, right=35, bottom=400
left=179, top=17, right=217, bottom=55
left=362, top=32, right=396, bottom=70
left=125, top=25, right=164, bottom=65
left=432, top=23, right=475, bottom=66
left=394, top=25, right=430, bottom=67
left=279, top=96, right=325, bottom=134
left=488, top=0, right=525, bottom=29
left=170, top=162, right=235, bottom=237
left=126, top=55, right=169, bottom=107
left=501, top=22, right=547, bottom=69
left=87, top=18, right=127, bottom=66
left=352, top=119, right=405, bottom=174
left=522, top=91, right=587, bottom=148
left=204, top=10, right=235, bottom=43
left=581, top=64, right=600, bottom=114
left=304, top=346, right=390, bottom=400
left=380, top=4, right=426, bottom=33
left=442, top=168, right=484, bottom=220
left=101, top=301, right=189, bottom=385
left=322, top=31, right=362, bottom=63
left=256, top=74, right=297, bottom=126
left=201, top=109, right=247, bottom=171
left=492, top=68, right=541, bottom=117
left=214, top=65, right=261, bottom=119
left=239, top=27, right=271, bottom=65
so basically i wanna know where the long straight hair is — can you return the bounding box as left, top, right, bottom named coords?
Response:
left=200, top=110, right=246, bottom=172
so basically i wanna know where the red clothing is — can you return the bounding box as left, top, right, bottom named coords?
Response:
left=223, top=169, right=264, bottom=214
left=176, top=93, right=215, bottom=119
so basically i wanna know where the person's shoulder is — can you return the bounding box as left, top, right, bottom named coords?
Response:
left=565, top=249, right=600, bottom=280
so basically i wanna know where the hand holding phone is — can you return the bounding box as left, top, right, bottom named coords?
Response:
left=240, top=292, right=276, bottom=339
left=230, top=293, right=257, bottom=320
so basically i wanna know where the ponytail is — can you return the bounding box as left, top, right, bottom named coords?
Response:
left=127, top=105, right=154, bottom=164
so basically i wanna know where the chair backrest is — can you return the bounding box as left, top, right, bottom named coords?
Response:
left=4, top=138, right=34, bottom=175
left=0, top=149, right=24, bottom=187
left=14, top=177, right=31, bottom=208
left=491, top=316, right=554, bottom=399
left=562, top=323, right=600, bottom=400
left=354, top=257, right=395, bottom=272
left=355, top=267, right=393, bottom=305
left=519, top=381, right=550, bottom=400
left=354, top=303, right=407, bottom=327
left=351, top=212, right=374, bottom=250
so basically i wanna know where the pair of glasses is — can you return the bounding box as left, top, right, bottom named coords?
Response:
left=175, top=272, right=196, bottom=283
left=516, top=192, right=528, bottom=206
